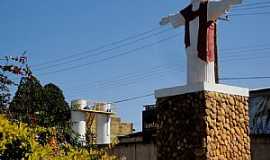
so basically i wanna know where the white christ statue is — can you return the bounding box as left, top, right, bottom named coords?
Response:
left=160, top=0, right=242, bottom=84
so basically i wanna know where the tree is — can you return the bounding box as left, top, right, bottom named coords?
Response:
left=9, top=79, right=70, bottom=127
left=9, top=76, right=44, bottom=123
left=0, top=54, right=31, bottom=113
left=0, top=75, right=11, bottom=112
left=43, top=83, right=70, bottom=127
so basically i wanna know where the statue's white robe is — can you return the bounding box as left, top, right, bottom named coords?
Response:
left=164, top=0, right=241, bottom=84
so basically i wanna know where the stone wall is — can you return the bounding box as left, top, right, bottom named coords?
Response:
left=156, top=91, right=250, bottom=160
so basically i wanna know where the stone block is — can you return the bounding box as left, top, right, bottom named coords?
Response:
left=156, top=90, right=250, bottom=160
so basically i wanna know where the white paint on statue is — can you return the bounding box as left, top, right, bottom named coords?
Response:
left=160, top=0, right=242, bottom=84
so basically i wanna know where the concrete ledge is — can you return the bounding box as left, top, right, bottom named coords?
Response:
left=155, top=82, right=249, bottom=98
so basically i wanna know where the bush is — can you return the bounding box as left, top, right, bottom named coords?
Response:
left=0, top=115, right=117, bottom=160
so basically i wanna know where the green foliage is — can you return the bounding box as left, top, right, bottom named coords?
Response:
left=9, top=77, right=44, bottom=123
left=0, top=54, right=118, bottom=159
left=0, top=115, right=117, bottom=160
left=1, top=138, right=32, bottom=160
left=0, top=79, right=10, bottom=112
left=43, top=83, right=70, bottom=127
left=9, top=79, right=71, bottom=128
left=0, top=54, right=31, bottom=113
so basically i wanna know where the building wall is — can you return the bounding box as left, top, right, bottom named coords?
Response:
left=111, top=135, right=270, bottom=160
left=112, top=143, right=156, bottom=160
left=111, top=116, right=121, bottom=138
left=119, top=123, right=133, bottom=135
left=251, top=135, right=270, bottom=160
left=110, top=88, right=270, bottom=160
left=85, top=114, right=133, bottom=143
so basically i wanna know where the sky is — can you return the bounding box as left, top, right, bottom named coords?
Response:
left=1, top=0, right=270, bottom=131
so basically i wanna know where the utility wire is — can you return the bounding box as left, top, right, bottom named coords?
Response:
left=36, top=41, right=270, bottom=75
left=32, top=26, right=163, bottom=68
left=229, top=2, right=270, bottom=16
left=31, top=1, right=260, bottom=68
left=73, top=5, right=270, bottom=104
left=65, top=49, right=270, bottom=94
left=221, top=54, right=270, bottom=63
left=63, top=46, right=270, bottom=92
left=34, top=28, right=172, bottom=71
left=38, top=21, right=268, bottom=73
left=70, top=57, right=268, bottom=97
left=221, top=46, right=270, bottom=54
left=77, top=65, right=181, bottom=91
left=230, top=12, right=270, bottom=16
left=112, top=93, right=154, bottom=104
left=233, top=1, right=270, bottom=8
left=220, top=48, right=270, bottom=59
left=221, top=76, right=270, bottom=80
left=63, top=50, right=270, bottom=103
left=97, top=69, right=180, bottom=90
left=31, top=1, right=269, bottom=69
left=68, top=66, right=181, bottom=95
left=69, top=57, right=270, bottom=97
left=221, top=43, right=270, bottom=51
left=33, top=9, right=269, bottom=73
left=111, top=75, right=270, bottom=104
left=37, top=34, right=179, bottom=76
left=64, top=64, right=174, bottom=89
left=232, top=5, right=270, bottom=11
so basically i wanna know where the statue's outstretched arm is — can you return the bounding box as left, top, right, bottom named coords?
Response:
left=160, top=12, right=185, bottom=28
left=208, top=0, right=242, bottom=21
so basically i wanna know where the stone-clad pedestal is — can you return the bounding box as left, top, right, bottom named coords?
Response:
left=155, top=83, right=251, bottom=160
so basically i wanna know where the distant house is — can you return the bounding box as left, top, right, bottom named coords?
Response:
left=84, top=102, right=134, bottom=144
left=249, top=88, right=270, bottom=134
left=112, top=89, right=270, bottom=160
left=249, top=88, right=270, bottom=160
left=112, top=105, right=157, bottom=160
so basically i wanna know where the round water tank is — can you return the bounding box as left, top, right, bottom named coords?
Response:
left=96, top=114, right=111, bottom=144
left=71, top=99, right=88, bottom=110
left=71, top=111, right=86, bottom=145
left=96, top=103, right=112, bottom=112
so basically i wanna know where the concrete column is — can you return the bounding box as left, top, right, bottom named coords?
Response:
left=71, top=99, right=88, bottom=145
left=96, top=104, right=112, bottom=145
left=71, top=111, right=86, bottom=144
left=96, top=114, right=111, bottom=145
left=155, top=83, right=251, bottom=160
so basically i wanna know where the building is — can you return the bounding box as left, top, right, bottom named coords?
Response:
left=112, top=89, right=270, bottom=160
left=112, top=105, right=157, bottom=160
left=83, top=101, right=134, bottom=144
left=71, top=99, right=133, bottom=144
left=249, top=88, right=270, bottom=160
left=112, top=132, right=156, bottom=160
left=249, top=88, right=270, bottom=134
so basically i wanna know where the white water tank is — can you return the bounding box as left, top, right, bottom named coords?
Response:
left=71, top=99, right=88, bottom=110
left=96, top=104, right=111, bottom=144
left=71, top=111, right=86, bottom=144
left=71, top=99, right=88, bottom=145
